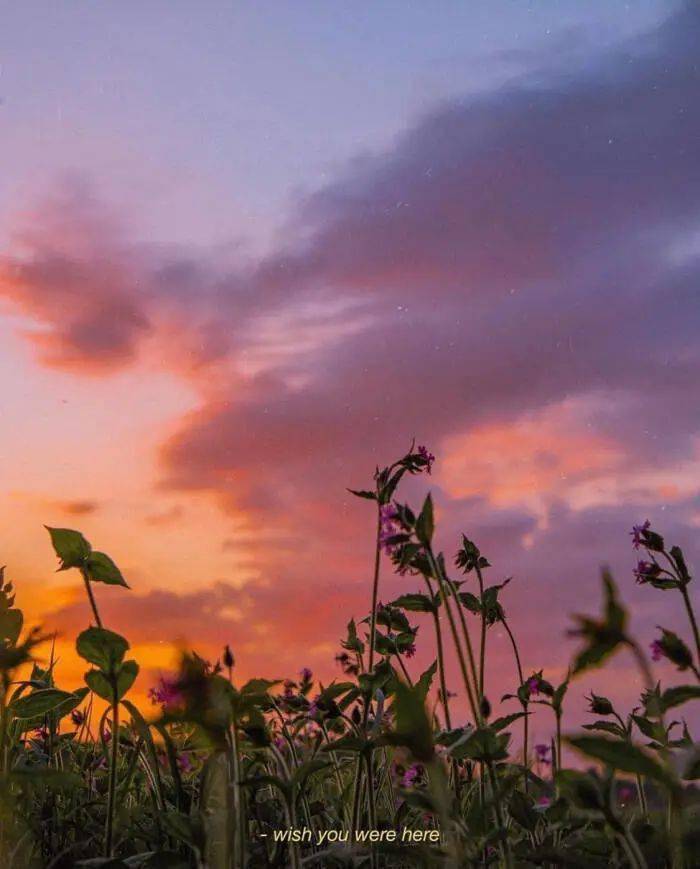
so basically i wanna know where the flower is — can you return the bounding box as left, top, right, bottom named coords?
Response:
left=630, top=520, right=650, bottom=549
left=401, top=763, right=423, bottom=787
left=403, top=643, right=416, bottom=658
left=70, top=709, right=85, bottom=727
left=379, top=504, right=401, bottom=555
left=148, top=674, right=184, bottom=710
left=634, top=560, right=656, bottom=583
left=534, top=744, right=550, bottom=765
left=300, top=667, right=312, bottom=682
left=417, top=445, right=435, bottom=474
left=586, top=692, right=614, bottom=716
left=177, top=752, right=193, bottom=773
left=650, top=639, right=663, bottom=662
left=527, top=676, right=541, bottom=695
left=536, top=796, right=551, bottom=808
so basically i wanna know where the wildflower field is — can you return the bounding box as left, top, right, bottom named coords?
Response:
left=0, top=446, right=698, bottom=868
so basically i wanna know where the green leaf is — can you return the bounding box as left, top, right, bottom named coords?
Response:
left=459, top=592, right=481, bottom=614
left=347, top=488, right=377, bottom=501
left=10, top=688, right=76, bottom=719
left=390, top=593, right=437, bottom=614
left=0, top=608, right=23, bottom=645
left=415, top=494, right=434, bottom=546
left=567, top=735, right=677, bottom=789
left=45, top=526, right=91, bottom=570
left=555, top=769, right=604, bottom=811
left=77, top=627, right=128, bottom=672
left=569, top=571, right=627, bottom=675
left=660, top=684, right=700, bottom=711
left=450, top=726, right=510, bottom=762
left=581, top=721, right=626, bottom=739
left=414, top=661, right=437, bottom=704
left=86, top=659, right=139, bottom=702
left=85, top=551, right=129, bottom=588
left=385, top=681, right=434, bottom=762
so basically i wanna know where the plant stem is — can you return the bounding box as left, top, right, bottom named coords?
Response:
left=104, top=690, right=119, bottom=857
left=80, top=569, right=103, bottom=629
left=423, top=576, right=452, bottom=730
left=679, top=583, right=700, bottom=670
left=424, top=550, right=479, bottom=723
left=474, top=564, right=487, bottom=700
left=500, top=615, right=528, bottom=792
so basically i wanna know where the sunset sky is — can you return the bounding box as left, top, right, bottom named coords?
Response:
left=1, top=1, right=699, bottom=738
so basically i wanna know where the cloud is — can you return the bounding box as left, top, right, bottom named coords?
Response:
left=2, top=4, right=700, bottom=719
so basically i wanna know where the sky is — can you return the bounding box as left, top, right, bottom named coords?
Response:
left=1, top=1, right=699, bottom=741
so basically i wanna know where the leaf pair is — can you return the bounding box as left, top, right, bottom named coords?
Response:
left=77, top=626, right=139, bottom=702
left=45, top=527, right=128, bottom=587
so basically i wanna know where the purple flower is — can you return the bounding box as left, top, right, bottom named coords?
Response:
left=534, top=743, right=550, bottom=765
left=417, top=445, right=435, bottom=474
left=401, top=763, right=423, bottom=787
left=300, top=667, right=312, bottom=682
left=148, top=674, right=184, bottom=710
left=379, top=504, right=401, bottom=555
left=274, top=736, right=286, bottom=751
left=536, top=796, right=551, bottom=808
left=177, top=752, right=193, bottom=773
left=403, top=643, right=416, bottom=658
left=631, top=520, right=651, bottom=550
left=70, top=709, right=85, bottom=727
left=527, top=676, right=541, bottom=695
left=650, top=639, right=663, bottom=662
left=634, top=560, right=654, bottom=584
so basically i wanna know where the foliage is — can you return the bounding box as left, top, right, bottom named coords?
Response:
left=0, top=449, right=697, bottom=867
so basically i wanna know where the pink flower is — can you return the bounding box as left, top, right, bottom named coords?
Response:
left=148, top=674, right=184, bottom=710
left=536, top=796, right=551, bottom=808
left=534, top=743, right=550, bottom=765
left=379, top=504, right=401, bottom=555
left=631, top=521, right=651, bottom=550
left=527, top=676, right=541, bottom=695
left=177, top=752, right=193, bottom=773
left=401, top=763, right=423, bottom=788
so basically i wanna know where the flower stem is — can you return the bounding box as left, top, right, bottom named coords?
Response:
left=679, top=582, right=700, bottom=670
left=500, top=615, right=528, bottom=792
left=80, top=568, right=103, bottom=629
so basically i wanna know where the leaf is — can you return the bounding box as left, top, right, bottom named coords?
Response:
left=10, top=688, right=77, bottom=719
left=570, top=570, right=627, bottom=675
left=85, top=551, right=129, bottom=588
left=347, top=488, right=377, bottom=501
left=459, top=592, right=481, bottom=614
left=555, top=769, right=604, bottom=811
left=415, top=494, right=434, bottom=546
left=0, top=609, right=22, bottom=646
left=77, top=627, right=128, bottom=672
left=581, top=721, right=626, bottom=739
left=86, top=660, right=139, bottom=702
left=414, top=661, right=437, bottom=704
left=450, top=727, right=510, bottom=762
left=490, top=712, right=527, bottom=733
left=290, top=759, right=330, bottom=790
left=45, top=526, right=91, bottom=570
left=567, top=735, right=677, bottom=789
left=384, top=681, right=434, bottom=762
left=660, top=684, right=700, bottom=711
left=391, top=593, right=437, bottom=614
left=508, top=790, right=539, bottom=831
